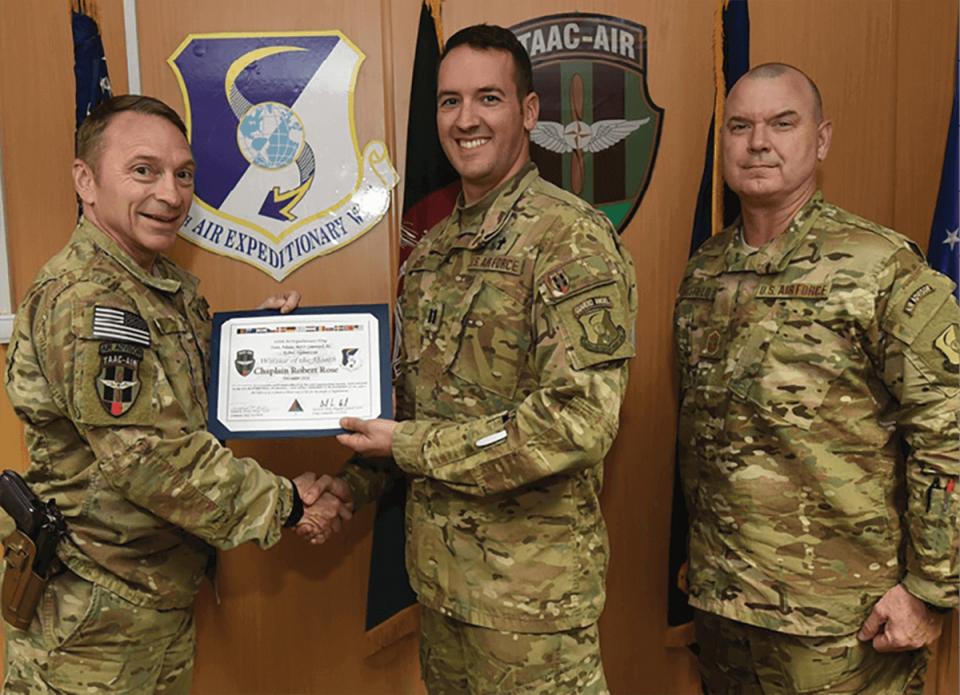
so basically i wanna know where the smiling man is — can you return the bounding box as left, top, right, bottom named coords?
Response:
left=674, top=64, right=959, bottom=693
left=3, top=95, right=341, bottom=693
left=335, top=24, right=637, bottom=694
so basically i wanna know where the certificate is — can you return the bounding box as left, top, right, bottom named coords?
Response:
left=207, top=304, right=392, bottom=439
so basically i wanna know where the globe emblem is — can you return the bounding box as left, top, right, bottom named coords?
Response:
left=236, top=102, right=305, bottom=169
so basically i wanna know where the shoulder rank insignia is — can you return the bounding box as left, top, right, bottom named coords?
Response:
left=574, top=296, right=625, bottom=354
left=97, top=343, right=143, bottom=417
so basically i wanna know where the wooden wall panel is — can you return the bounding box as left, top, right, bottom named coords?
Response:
left=0, top=345, right=27, bottom=475
left=751, top=0, right=899, bottom=227
left=893, top=0, right=958, bottom=247
left=0, top=1, right=956, bottom=693
left=0, top=1, right=78, bottom=303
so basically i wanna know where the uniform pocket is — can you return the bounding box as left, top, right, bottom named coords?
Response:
left=450, top=279, right=531, bottom=400
left=40, top=571, right=100, bottom=651
left=732, top=310, right=850, bottom=430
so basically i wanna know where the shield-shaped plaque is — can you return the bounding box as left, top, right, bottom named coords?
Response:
left=511, top=14, right=664, bottom=234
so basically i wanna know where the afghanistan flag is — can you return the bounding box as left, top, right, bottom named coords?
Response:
left=666, top=0, right=749, bottom=645
left=364, top=0, right=456, bottom=653
left=927, top=49, right=958, bottom=298
left=399, top=0, right=459, bottom=264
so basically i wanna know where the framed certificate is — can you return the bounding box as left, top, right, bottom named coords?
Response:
left=207, top=304, right=392, bottom=439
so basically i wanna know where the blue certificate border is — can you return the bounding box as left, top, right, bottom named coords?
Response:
left=207, top=304, right=393, bottom=440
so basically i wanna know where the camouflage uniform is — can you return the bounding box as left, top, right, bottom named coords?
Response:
left=4, top=220, right=296, bottom=693
left=675, top=193, right=959, bottom=691
left=343, top=164, right=637, bottom=693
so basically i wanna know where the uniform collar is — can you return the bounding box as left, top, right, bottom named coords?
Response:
left=75, top=218, right=183, bottom=293
left=450, top=162, right=538, bottom=250
left=722, top=191, right=825, bottom=275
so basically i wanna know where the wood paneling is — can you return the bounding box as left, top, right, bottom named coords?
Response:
left=892, top=0, right=958, bottom=246
left=0, top=1, right=78, bottom=302
left=0, top=1, right=955, bottom=693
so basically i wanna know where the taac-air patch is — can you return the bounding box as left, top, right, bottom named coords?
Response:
left=934, top=324, right=960, bottom=368
left=235, top=349, right=255, bottom=376
left=575, top=296, right=625, bottom=354
left=96, top=342, right=143, bottom=417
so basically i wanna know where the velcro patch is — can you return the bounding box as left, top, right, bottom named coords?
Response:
left=679, top=285, right=717, bottom=301
left=754, top=283, right=827, bottom=299
left=700, top=328, right=724, bottom=359
left=540, top=256, right=614, bottom=303
left=904, top=284, right=935, bottom=316
left=575, top=299, right=626, bottom=355
left=934, top=324, right=959, bottom=367
left=92, top=306, right=151, bottom=347
left=468, top=255, right=525, bottom=275
left=96, top=342, right=143, bottom=417
left=574, top=296, right=612, bottom=318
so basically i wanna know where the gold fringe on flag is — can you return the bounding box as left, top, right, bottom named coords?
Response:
left=710, top=0, right=728, bottom=236
left=426, top=0, right=444, bottom=48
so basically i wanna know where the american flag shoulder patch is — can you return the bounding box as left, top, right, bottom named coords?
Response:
left=92, top=306, right=151, bottom=347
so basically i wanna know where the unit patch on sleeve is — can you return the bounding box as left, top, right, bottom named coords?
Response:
left=92, top=306, right=151, bottom=347
left=574, top=296, right=625, bottom=354
left=934, top=324, right=960, bottom=369
left=97, top=343, right=143, bottom=417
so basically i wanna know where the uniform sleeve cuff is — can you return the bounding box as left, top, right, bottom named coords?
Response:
left=283, top=480, right=303, bottom=527
left=392, top=420, right=431, bottom=476
left=902, top=573, right=959, bottom=609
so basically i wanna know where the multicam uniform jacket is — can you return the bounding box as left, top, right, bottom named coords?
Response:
left=4, top=220, right=295, bottom=610
left=675, top=192, right=960, bottom=636
left=342, top=164, right=637, bottom=633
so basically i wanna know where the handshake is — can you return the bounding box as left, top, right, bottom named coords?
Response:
left=291, top=473, right=354, bottom=545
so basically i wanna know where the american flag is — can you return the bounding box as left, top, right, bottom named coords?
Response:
left=92, top=306, right=151, bottom=347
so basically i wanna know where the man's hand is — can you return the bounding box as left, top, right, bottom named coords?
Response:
left=292, top=471, right=325, bottom=506
left=857, top=584, right=944, bottom=651
left=296, top=476, right=354, bottom=545
left=337, top=418, right=398, bottom=458
left=258, top=290, right=301, bottom=314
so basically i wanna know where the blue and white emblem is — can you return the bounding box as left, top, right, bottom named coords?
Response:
left=168, top=32, right=398, bottom=280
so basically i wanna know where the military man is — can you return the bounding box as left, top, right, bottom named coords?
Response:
left=3, top=95, right=345, bottom=693
left=333, top=24, right=637, bottom=694
left=674, top=63, right=959, bottom=693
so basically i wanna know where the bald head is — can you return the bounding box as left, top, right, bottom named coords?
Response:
left=720, top=61, right=833, bottom=212
left=731, top=63, right=823, bottom=122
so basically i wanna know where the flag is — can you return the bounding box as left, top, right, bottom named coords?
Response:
left=666, top=0, right=749, bottom=646
left=364, top=0, right=457, bottom=653
left=927, top=51, right=958, bottom=298
left=72, top=1, right=112, bottom=130
left=399, top=1, right=459, bottom=263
